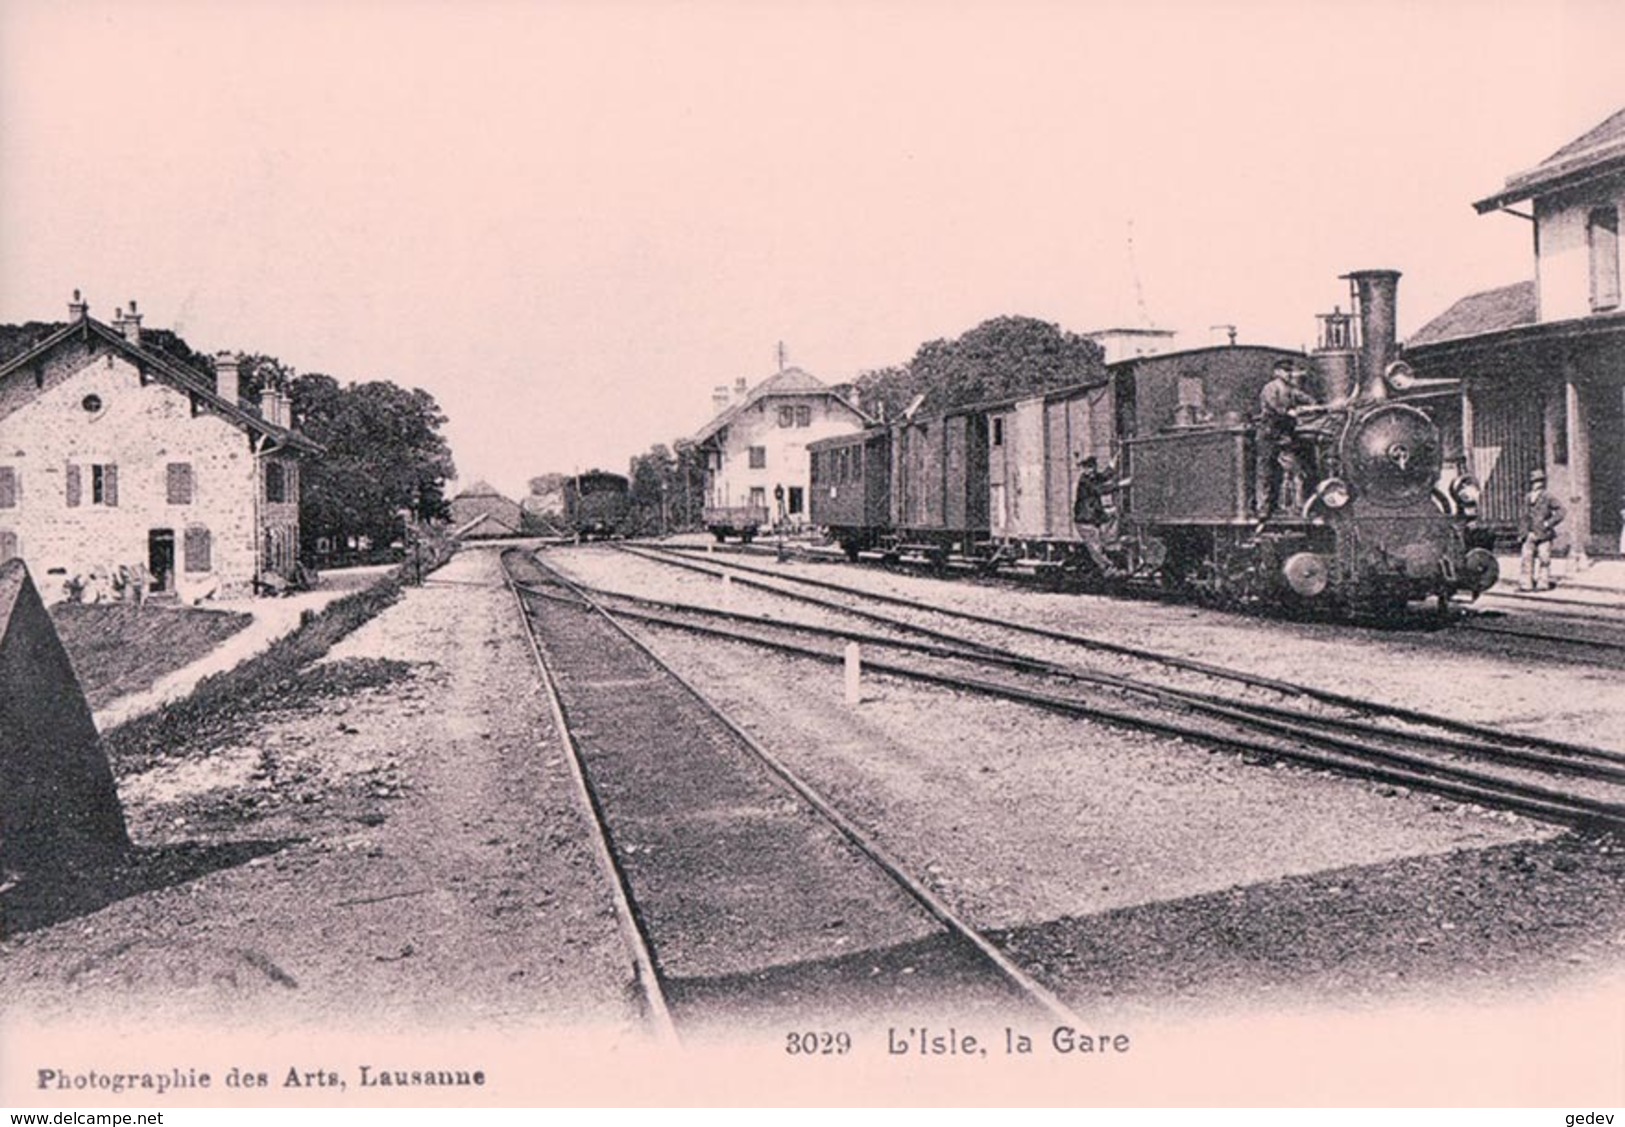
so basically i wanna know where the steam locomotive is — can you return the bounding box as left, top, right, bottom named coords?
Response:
left=809, top=270, right=1498, bottom=616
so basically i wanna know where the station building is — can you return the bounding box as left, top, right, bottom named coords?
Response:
left=692, top=365, right=869, bottom=529
left=1407, top=106, right=1625, bottom=560
left=0, top=293, right=319, bottom=600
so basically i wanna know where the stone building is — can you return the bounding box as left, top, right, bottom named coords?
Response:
left=1406, top=106, right=1625, bottom=559
left=692, top=366, right=869, bottom=528
left=0, top=294, right=319, bottom=600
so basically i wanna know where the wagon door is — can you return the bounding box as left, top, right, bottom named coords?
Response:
left=988, top=410, right=1013, bottom=535
left=1006, top=397, right=1047, bottom=539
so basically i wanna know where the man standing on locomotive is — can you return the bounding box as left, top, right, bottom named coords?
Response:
left=1255, top=357, right=1319, bottom=520
left=1073, top=454, right=1129, bottom=580
left=1517, top=467, right=1565, bottom=592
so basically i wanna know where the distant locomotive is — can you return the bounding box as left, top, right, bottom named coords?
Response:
left=809, top=270, right=1497, bottom=617
left=563, top=470, right=631, bottom=540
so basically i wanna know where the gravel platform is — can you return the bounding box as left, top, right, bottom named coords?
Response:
left=1, top=546, right=638, bottom=1032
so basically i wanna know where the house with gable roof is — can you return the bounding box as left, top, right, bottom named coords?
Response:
left=447, top=479, right=523, bottom=538
left=1406, top=107, right=1625, bottom=559
left=692, top=364, right=868, bottom=534
left=0, top=292, right=320, bottom=600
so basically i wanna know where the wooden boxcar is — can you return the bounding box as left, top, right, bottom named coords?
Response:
left=984, top=380, right=1116, bottom=551
left=808, top=428, right=891, bottom=558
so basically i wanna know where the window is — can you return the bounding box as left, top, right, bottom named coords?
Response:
left=67, top=463, right=117, bottom=507
left=1177, top=374, right=1206, bottom=409
left=748, top=446, right=767, bottom=469
left=0, top=467, right=16, bottom=509
left=0, top=529, right=16, bottom=561
left=795, top=405, right=811, bottom=427
left=265, top=462, right=287, bottom=503
left=992, top=417, right=1004, bottom=446
left=183, top=526, right=212, bottom=573
left=166, top=463, right=194, bottom=505
left=1589, top=206, right=1620, bottom=312
left=778, top=406, right=795, bottom=428
left=92, top=464, right=118, bottom=506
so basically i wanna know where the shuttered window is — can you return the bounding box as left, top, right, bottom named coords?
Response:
left=183, top=526, right=212, bottom=573
left=66, top=463, right=81, bottom=507
left=1591, top=206, right=1621, bottom=312
left=91, top=464, right=118, bottom=506
left=748, top=446, right=766, bottom=469
left=0, top=468, right=16, bottom=509
left=167, top=463, right=194, bottom=504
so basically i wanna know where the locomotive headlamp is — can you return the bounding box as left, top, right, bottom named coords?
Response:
left=1314, top=478, right=1352, bottom=509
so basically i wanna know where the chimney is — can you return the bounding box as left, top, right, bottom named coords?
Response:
left=1343, top=269, right=1402, bottom=401
left=112, top=300, right=142, bottom=345
left=735, top=376, right=748, bottom=400
left=713, top=384, right=731, bottom=414
left=68, top=289, right=89, bottom=320
left=214, top=352, right=242, bottom=404
left=260, top=384, right=290, bottom=428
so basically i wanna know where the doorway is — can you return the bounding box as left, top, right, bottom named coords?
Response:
left=148, top=529, right=175, bottom=592
left=1587, top=384, right=1624, bottom=556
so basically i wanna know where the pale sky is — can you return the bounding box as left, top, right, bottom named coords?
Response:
left=2, top=0, right=1621, bottom=497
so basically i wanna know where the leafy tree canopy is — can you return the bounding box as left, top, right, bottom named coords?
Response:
left=291, top=374, right=457, bottom=556
left=853, top=315, right=1106, bottom=421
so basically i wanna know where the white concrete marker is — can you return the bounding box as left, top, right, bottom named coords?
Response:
left=844, top=641, right=862, bottom=705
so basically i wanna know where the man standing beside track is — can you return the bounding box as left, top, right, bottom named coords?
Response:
left=1517, top=467, right=1565, bottom=592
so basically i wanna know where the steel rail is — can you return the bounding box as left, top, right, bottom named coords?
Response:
left=523, top=550, right=1089, bottom=1027
left=588, top=599, right=1625, bottom=832
left=498, top=549, right=679, bottom=1045
left=621, top=543, right=1625, bottom=766
left=1458, top=619, right=1625, bottom=654
left=572, top=584, right=1625, bottom=783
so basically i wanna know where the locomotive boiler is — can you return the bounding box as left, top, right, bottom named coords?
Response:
left=1120, top=270, right=1497, bottom=614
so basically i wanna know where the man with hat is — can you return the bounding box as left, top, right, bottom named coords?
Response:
left=1255, top=357, right=1319, bottom=520
left=1073, top=453, right=1129, bottom=579
left=1517, top=467, right=1565, bottom=592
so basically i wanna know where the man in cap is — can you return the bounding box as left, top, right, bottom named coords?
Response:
left=1073, top=454, right=1130, bottom=580
left=1255, top=357, right=1319, bottom=520
left=1517, top=467, right=1565, bottom=591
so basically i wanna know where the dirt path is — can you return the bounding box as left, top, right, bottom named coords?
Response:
left=1, top=546, right=637, bottom=1033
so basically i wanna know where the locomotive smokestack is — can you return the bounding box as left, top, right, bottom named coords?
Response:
left=1343, top=269, right=1401, bottom=401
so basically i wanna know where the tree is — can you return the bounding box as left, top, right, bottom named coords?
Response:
left=628, top=444, right=677, bottom=535
left=853, top=316, right=1107, bottom=420
left=290, top=374, right=457, bottom=557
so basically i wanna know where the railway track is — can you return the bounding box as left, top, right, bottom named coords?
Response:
left=1458, top=590, right=1625, bottom=656
left=586, top=543, right=1625, bottom=834
left=498, top=547, right=1082, bottom=1039
left=677, top=540, right=1625, bottom=658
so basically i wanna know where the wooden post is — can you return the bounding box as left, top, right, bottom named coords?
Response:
left=844, top=642, right=861, bottom=705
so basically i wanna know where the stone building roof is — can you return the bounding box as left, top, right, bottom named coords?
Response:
left=0, top=311, right=320, bottom=455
